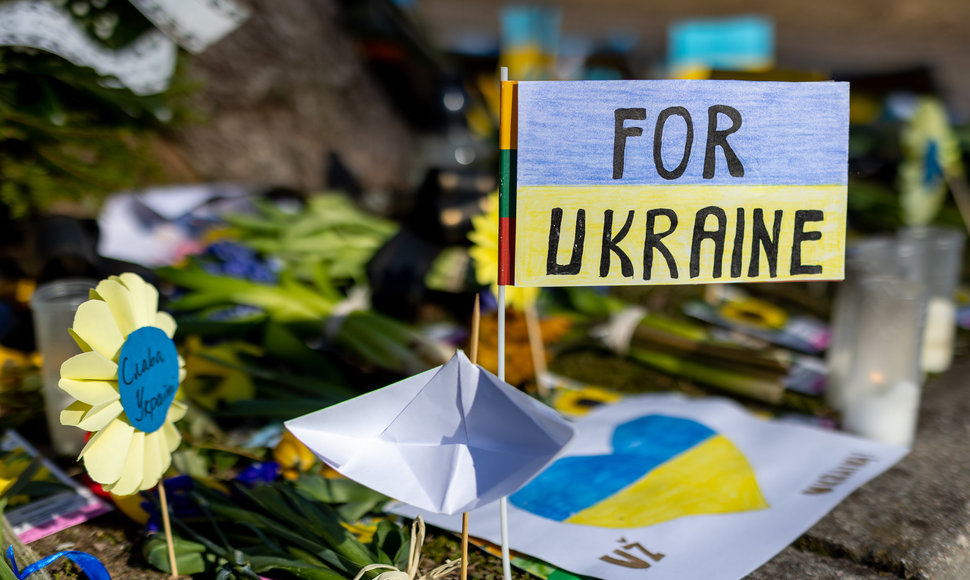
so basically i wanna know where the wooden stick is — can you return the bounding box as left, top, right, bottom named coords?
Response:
left=470, top=294, right=481, bottom=366
left=460, top=511, right=470, bottom=580
left=946, top=171, right=970, bottom=237
left=461, top=294, right=482, bottom=580
left=461, top=293, right=481, bottom=580
left=524, top=302, right=550, bottom=399
left=158, top=482, right=178, bottom=578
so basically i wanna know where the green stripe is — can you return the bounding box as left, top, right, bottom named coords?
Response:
left=499, top=148, right=517, bottom=218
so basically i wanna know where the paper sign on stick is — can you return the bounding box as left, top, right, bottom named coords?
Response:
left=505, top=79, right=849, bottom=287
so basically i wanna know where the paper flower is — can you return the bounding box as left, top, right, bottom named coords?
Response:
left=899, top=97, right=964, bottom=226
left=59, top=273, right=186, bottom=496
left=468, top=191, right=539, bottom=311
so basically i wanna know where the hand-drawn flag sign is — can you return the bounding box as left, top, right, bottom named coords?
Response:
left=500, top=80, right=849, bottom=287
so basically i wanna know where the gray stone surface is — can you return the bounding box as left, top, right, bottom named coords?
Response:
left=750, top=355, right=970, bottom=578
left=748, top=545, right=891, bottom=579
left=170, top=0, right=415, bottom=195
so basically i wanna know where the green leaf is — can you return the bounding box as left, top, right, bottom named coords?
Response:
left=295, top=474, right=389, bottom=505
left=371, top=519, right=408, bottom=570
left=247, top=555, right=346, bottom=580
left=143, top=534, right=208, bottom=575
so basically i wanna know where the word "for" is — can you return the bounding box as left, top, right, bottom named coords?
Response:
left=613, top=105, right=744, bottom=180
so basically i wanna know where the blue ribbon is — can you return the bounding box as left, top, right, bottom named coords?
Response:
left=5, top=545, right=110, bottom=580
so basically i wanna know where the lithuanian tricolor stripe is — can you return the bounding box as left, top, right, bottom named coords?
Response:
left=499, top=79, right=518, bottom=286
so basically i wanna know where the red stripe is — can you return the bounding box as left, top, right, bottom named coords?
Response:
left=499, top=216, right=515, bottom=285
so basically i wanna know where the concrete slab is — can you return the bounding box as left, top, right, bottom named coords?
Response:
left=748, top=545, right=891, bottom=578
left=753, top=356, right=970, bottom=578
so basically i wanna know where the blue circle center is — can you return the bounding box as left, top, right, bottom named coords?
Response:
left=118, top=326, right=179, bottom=433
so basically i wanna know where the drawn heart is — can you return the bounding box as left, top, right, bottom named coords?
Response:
left=117, top=326, right=179, bottom=433
left=510, top=414, right=768, bottom=528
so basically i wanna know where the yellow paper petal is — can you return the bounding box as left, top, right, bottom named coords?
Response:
left=119, top=273, right=153, bottom=328
left=167, top=400, right=187, bottom=423
left=81, top=419, right=134, bottom=485
left=109, top=432, right=145, bottom=496
left=72, top=300, right=124, bottom=360
left=61, top=400, right=92, bottom=427
left=60, top=351, right=118, bottom=381
left=93, top=278, right=137, bottom=337
left=162, top=420, right=181, bottom=453
left=155, top=428, right=172, bottom=474
left=58, top=378, right=119, bottom=406
left=143, top=280, right=160, bottom=322
left=141, top=431, right=164, bottom=490
left=77, top=400, right=124, bottom=432
left=68, top=328, right=92, bottom=352
left=154, top=310, right=177, bottom=339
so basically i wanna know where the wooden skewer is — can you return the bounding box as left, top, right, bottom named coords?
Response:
left=159, top=482, right=178, bottom=578
left=524, top=302, right=550, bottom=399
left=945, top=171, right=970, bottom=237
left=461, top=294, right=482, bottom=580
left=470, top=294, right=481, bottom=366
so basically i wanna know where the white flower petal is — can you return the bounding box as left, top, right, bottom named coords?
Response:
left=72, top=300, right=124, bottom=360
left=58, top=378, right=119, bottom=406
left=81, top=419, right=133, bottom=485
left=154, top=310, right=177, bottom=339
left=109, top=431, right=145, bottom=496
left=93, top=278, right=137, bottom=336
left=60, top=351, right=118, bottom=381
left=61, top=401, right=92, bottom=427
left=77, top=400, right=124, bottom=432
left=142, top=431, right=165, bottom=489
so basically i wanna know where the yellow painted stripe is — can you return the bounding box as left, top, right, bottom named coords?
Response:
left=500, top=80, right=518, bottom=150
left=567, top=434, right=769, bottom=528
left=514, top=183, right=846, bottom=286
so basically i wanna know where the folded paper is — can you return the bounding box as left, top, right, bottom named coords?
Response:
left=286, top=350, right=574, bottom=515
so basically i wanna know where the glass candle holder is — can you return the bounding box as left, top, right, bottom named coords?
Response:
left=826, top=237, right=894, bottom=412
left=29, top=278, right=96, bottom=455
left=897, top=226, right=965, bottom=373
left=840, top=277, right=927, bottom=447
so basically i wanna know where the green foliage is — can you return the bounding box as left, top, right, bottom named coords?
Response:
left=143, top=535, right=208, bottom=576
left=158, top=474, right=406, bottom=579
left=224, top=195, right=399, bottom=288
left=0, top=0, right=192, bottom=217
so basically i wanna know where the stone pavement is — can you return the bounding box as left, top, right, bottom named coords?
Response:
left=749, top=357, right=970, bottom=579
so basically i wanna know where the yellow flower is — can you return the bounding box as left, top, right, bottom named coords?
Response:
left=553, top=386, right=622, bottom=417
left=718, top=296, right=787, bottom=330
left=0, top=453, right=33, bottom=497
left=273, top=430, right=316, bottom=480
left=468, top=192, right=539, bottom=311
left=181, top=336, right=258, bottom=411
left=899, top=97, right=964, bottom=226
left=59, top=273, right=186, bottom=496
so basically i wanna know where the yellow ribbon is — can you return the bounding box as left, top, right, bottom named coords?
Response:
left=352, top=516, right=461, bottom=580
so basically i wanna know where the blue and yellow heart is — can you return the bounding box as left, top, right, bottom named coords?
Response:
left=510, top=414, right=768, bottom=528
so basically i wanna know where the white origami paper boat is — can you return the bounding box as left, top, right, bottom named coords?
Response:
left=285, top=350, right=574, bottom=515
